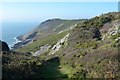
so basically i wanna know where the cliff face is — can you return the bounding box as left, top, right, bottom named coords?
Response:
left=0, top=41, right=10, bottom=51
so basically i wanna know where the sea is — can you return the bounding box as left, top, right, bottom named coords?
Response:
left=2, top=21, right=39, bottom=48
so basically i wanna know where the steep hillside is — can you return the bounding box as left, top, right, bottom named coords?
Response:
left=17, top=30, right=69, bottom=53
left=57, top=12, right=120, bottom=78
left=12, top=19, right=85, bottom=49
left=30, top=12, right=119, bottom=79
left=2, top=12, right=120, bottom=79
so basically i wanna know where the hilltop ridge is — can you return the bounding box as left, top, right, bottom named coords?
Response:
left=12, top=19, right=85, bottom=49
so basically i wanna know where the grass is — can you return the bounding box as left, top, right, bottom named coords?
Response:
left=3, top=12, right=120, bottom=79
left=55, top=20, right=80, bottom=32
left=17, top=30, right=69, bottom=53
left=2, top=51, right=68, bottom=80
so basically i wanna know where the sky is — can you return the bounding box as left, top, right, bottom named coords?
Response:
left=1, top=2, right=118, bottom=23
left=0, top=0, right=119, bottom=2
left=0, top=1, right=119, bottom=42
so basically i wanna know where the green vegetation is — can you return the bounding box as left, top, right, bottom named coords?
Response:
left=54, top=20, right=83, bottom=32
left=2, top=12, right=120, bottom=79
left=75, top=40, right=98, bottom=49
left=17, top=30, right=68, bottom=53
left=77, top=12, right=120, bottom=28
left=2, top=51, right=68, bottom=80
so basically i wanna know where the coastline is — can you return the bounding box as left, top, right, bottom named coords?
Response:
left=9, top=37, right=22, bottom=49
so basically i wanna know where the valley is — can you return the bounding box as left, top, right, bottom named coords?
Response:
left=1, top=12, right=120, bottom=80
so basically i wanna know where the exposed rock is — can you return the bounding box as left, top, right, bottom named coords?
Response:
left=33, top=44, right=51, bottom=56
left=101, top=20, right=120, bottom=41
left=11, top=39, right=32, bottom=49
left=50, top=33, right=70, bottom=54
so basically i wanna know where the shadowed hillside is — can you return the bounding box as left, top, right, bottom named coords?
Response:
left=2, top=51, right=68, bottom=80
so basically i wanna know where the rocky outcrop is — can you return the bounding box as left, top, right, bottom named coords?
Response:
left=0, top=41, right=10, bottom=51
left=49, top=33, right=69, bottom=54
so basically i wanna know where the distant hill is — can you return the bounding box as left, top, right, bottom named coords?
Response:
left=18, top=19, right=85, bottom=41
left=12, top=19, right=85, bottom=49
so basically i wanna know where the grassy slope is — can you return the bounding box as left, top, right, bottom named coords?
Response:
left=56, top=12, right=120, bottom=79
left=38, top=12, right=120, bottom=79
left=17, top=30, right=69, bottom=53
left=2, top=12, right=120, bottom=79
left=18, top=19, right=82, bottom=41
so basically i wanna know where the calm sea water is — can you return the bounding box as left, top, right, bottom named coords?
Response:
left=2, top=21, right=39, bottom=47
